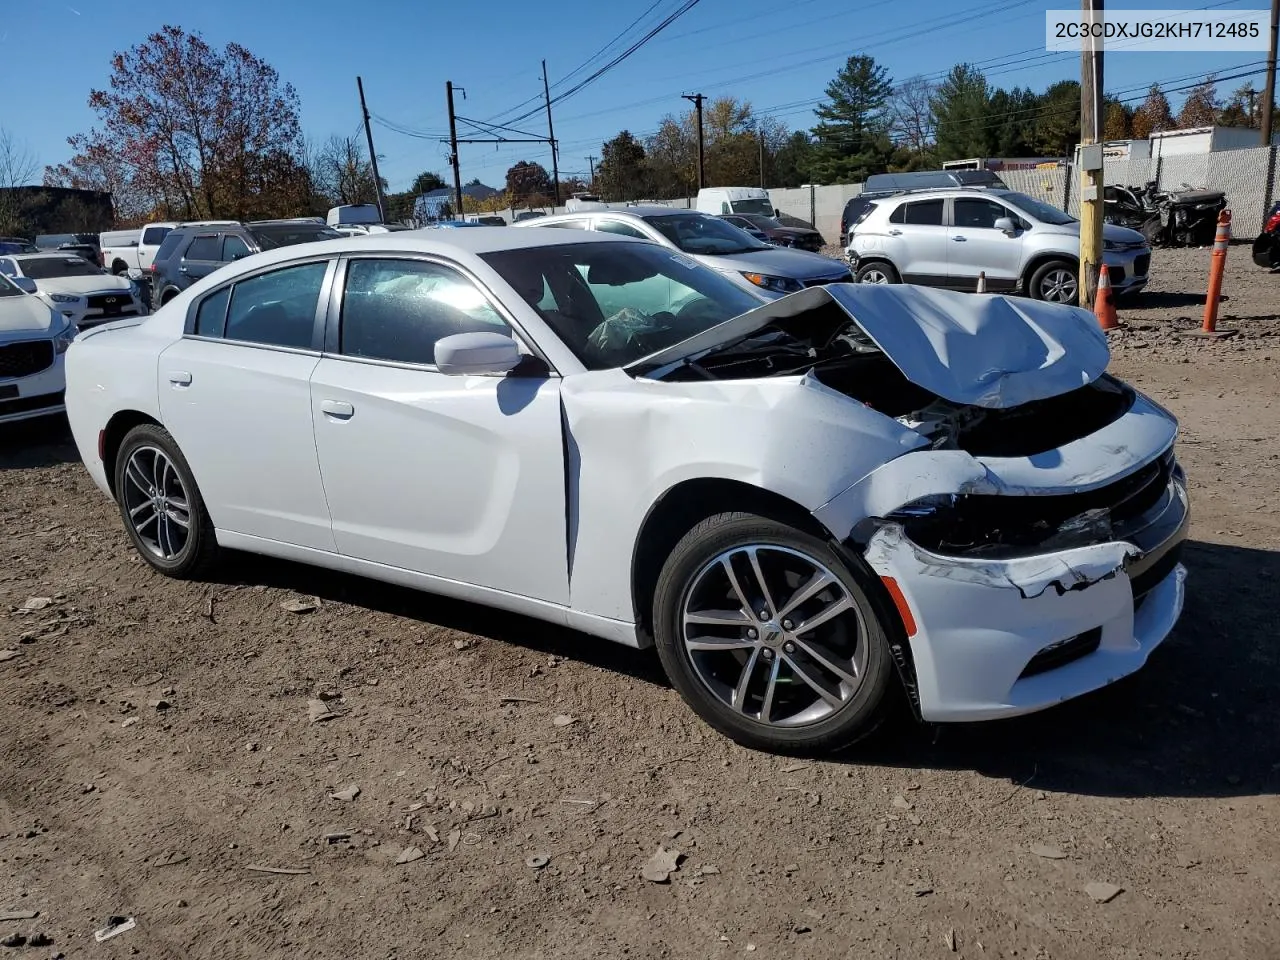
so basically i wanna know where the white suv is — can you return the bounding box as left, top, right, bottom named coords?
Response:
left=846, top=188, right=1150, bottom=303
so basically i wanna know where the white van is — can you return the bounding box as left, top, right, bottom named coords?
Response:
left=694, top=187, right=775, bottom=218
left=327, top=204, right=382, bottom=227
left=565, top=193, right=608, bottom=213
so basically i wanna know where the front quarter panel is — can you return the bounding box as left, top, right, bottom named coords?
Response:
left=561, top=369, right=926, bottom=624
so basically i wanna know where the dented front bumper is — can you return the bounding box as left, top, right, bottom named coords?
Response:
left=815, top=390, right=1189, bottom=722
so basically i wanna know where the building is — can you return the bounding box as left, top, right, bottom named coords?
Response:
left=941, top=157, right=1064, bottom=172
left=1098, top=125, right=1276, bottom=161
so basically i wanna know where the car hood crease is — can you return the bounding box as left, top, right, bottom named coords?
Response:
left=628, top=283, right=1110, bottom=409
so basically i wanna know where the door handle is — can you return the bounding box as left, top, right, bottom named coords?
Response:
left=321, top=399, right=354, bottom=421
left=887, top=229, right=903, bottom=236
left=951, top=236, right=967, bottom=242
left=178, top=265, right=188, bottom=274
left=167, top=371, right=192, bottom=387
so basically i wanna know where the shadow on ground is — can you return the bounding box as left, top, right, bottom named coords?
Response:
left=213, top=536, right=1277, bottom=801
left=0, top=416, right=78, bottom=470
left=1126, top=291, right=1212, bottom=310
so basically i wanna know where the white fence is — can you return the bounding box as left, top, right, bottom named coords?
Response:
left=486, top=146, right=1274, bottom=243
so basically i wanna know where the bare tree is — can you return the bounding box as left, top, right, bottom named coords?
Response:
left=309, top=135, right=378, bottom=207
left=891, top=75, right=934, bottom=156
left=0, top=128, right=40, bottom=234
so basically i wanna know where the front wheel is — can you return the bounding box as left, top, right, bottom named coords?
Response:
left=653, top=512, right=895, bottom=753
left=1028, top=259, right=1078, bottom=303
left=113, top=424, right=218, bottom=578
left=855, top=261, right=900, bottom=284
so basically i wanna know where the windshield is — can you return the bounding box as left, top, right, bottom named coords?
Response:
left=729, top=199, right=775, bottom=216
left=1002, top=192, right=1076, bottom=226
left=646, top=213, right=770, bottom=255
left=248, top=223, right=343, bottom=249
left=480, top=240, right=763, bottom=370
left=18, top=257, right=104, bottom=279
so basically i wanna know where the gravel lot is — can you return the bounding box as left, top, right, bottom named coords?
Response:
left=1, top=246, right=1277, bottom=959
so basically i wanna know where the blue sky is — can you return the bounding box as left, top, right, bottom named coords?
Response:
left=1, top=0, right=1269, bottom=192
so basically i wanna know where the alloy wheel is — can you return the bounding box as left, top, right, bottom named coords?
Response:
left=1039, top=267, right=1078, bottom=303
left=859, top=268, right=890, bottom=283
left=121, top=445, right=191, bottom=560
left=680, top=545, right=869, bottom=727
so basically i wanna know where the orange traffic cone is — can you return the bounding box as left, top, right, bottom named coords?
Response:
left=1093, top=266, right=1119, bottom=330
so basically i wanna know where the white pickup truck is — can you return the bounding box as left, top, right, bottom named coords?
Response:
left=98, top=222, right=178, bottom=277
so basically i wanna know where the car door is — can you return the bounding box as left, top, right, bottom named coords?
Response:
left=157, top=257, right=338, bottom=551
left=946, top=197, right=1024, bottom=291
left=885, top=198, right=948, bottom=284
left=177, top=233, right=225, bottom=289
left=308, top=255, right=569, bottom=605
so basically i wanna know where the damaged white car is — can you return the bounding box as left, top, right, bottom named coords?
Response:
left=61, top=229, right=1188, bottom=752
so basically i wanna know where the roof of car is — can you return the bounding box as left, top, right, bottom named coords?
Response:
left=537, top=206, right=699, bottom=221
left=8, top=251, right=93, bottom=261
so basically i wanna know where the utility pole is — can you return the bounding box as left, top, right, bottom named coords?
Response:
left=586, top=155, right=597, bottom=186
left=1078, top=0, right=1104, bottom=309
left=446, top=81, right=465, bottom=221
left=1262, top=0, right=1279, bottom=145
left=682, top=93, right=706, bottom=189
left=357, top=76, right=387, bottom=222
left=541, top=60, right=561, bottom=205
left=758, top=128, right=766, bottom=189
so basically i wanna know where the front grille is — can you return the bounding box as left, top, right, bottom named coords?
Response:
left=1019, top=627, right=1102, bottom=678
left=0, top=340, right=54, bottom=379
left=805, top=272, right=853, bottom=287
left=86, top=292, right=135, bottom=317
left=0, top=389, right=64, bottom=417
left=1107, top=264, right=1125, bottom=282
left=1134, top=253, right=1151, bottom=277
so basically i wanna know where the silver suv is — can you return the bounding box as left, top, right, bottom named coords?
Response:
left=518, top=206, right=851, bottom=299
left=846, top=188, right=1150, bottom=303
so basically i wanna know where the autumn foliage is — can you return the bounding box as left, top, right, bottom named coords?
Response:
left=46, top=26, right=311, bottom=225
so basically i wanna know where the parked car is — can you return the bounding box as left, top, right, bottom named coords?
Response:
left=720, top=214, right=824, bottom=252
left=0, top=271, right=75, bottom=425
left=0, top=237, right=39, bottom=255
left=62, top=229, right=1187, bottom=752
left=565, top=194, right=607, bottom=213
left=695, top=186, right=775, bottom=217
left=846, top=188, right=1150, bottom=302
left=513, top=211, right=547, bottom=223
left=149, top=219, right=343, bottom=309
left=35, top=233, right=100, bottom=263
left=100, top=221, right=180, bottom=276
left=839, top=170, right=1011, bottom=246
left=718, top=215, right=771, bottom=243
left=519, top=207, right=850, bottom=298
left=0, top=252, right=145, bottom=328
left=327, top=204, right=382, bottom=227
left=329, top=222, right=413, bottom=237
left=1253, top=200, right=1280, bottom=268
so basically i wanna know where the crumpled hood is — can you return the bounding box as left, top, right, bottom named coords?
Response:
left=628, top=283, right=1110, bottom=409
left=32, top=274, right=132, bottom=297
left=0, top=293, right=60, bottom=336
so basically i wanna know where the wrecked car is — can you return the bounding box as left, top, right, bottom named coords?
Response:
left=61, top=228, right=1188, bottom=753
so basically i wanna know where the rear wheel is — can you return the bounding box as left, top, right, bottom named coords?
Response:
left=1028, top=259, right=1078, bottom=303
left=855, top=261, right=900, bottom=284
left=653, top=512, right=895, bottom=753
left=113, top=424, right=218, bottom=578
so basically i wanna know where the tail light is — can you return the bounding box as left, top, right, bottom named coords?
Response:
left=1266, top=211, right=1280, bottom=234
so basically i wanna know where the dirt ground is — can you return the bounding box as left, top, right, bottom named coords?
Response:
left=1, top=246, right=1277, bottom=960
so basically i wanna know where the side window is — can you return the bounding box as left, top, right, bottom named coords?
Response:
left=596, top=220, right=649, bottom=240
left=0, top=259, right=15, bottom=276
left=184, top=234, right=221, bottom=261
left=543, top=219, right=588, bottom=230
left=141, top=226, right=172, bottom=245
left=889, top=203, right=906, bottom=224
left=194, top=285, right=231, bottom=337
left=720, top=202, right=730, bottom=214
left=340, top=259, right=510, bottom=366
left=222, top=234, right=252, bottom=262
left=223, top=261, right=327, bottom=349
left=953, top=199, right=1009, bottom=229
left=902, top=200, right=945, bottom=226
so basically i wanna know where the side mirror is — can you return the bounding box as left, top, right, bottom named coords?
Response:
left=993, top=216, right=1017, bottom=236
left=434, top=331, right=521, bottom=377
left=11, top=276, right=37, bottom=294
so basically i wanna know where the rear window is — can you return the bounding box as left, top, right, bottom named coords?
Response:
left=852, top=203, right=878, bottom=228
left=889, top=199, right=944, bottom=226
left=153, top=232, right=184, bottom=263
left=142, top=226, right=173, bottom=245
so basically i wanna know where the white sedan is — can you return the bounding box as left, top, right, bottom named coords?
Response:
left=62, top=228, right=1188, bottom=752
left=0, top=272, right=75, bottom=424
left=0, top=252, right=146, bottom=328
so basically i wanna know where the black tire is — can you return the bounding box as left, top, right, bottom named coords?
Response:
left=1027, top=259, right=1078, bottom=303
left=111, top=261, right=129, bottom=276
left=855, top=260, right=900, bottom=284
left=652, top=511, right=895, bottom=754
left=113, top=424, right=218, bottom=579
